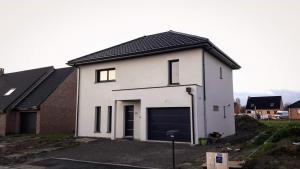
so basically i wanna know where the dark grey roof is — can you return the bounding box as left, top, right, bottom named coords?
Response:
left=246, top=96, right=282, bottom=110
left=15, top=67, right=75, bottom=110
left=0, top=67, right=54, bottom=112
left=289, top=100, right=300, bottom=108
left=67, top=31, right=240, bottom=69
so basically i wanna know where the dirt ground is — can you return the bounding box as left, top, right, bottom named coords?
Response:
left=0, top=134, right=81, bottom=166
left=0, top=117, right=299, bottom=169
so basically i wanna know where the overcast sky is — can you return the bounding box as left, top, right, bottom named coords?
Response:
left=1, top=0, right=300, bottom=102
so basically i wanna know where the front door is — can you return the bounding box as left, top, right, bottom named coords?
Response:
left=125, top=105, right=134, bottom=137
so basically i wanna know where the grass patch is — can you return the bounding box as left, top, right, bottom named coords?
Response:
left=262, top=121, right=300, bottom=143
left=257, top=142, right=276, bottom=155
left=261, top=120, right=300, bottom=128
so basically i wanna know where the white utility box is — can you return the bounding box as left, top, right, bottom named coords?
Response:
left=206, top=152, right=228, bottom=169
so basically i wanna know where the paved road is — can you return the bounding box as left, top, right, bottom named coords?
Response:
left=29, top=158, right=155, bottom=169
left=37, top=139, right=209, bottom=169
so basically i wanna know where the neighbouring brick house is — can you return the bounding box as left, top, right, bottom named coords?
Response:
left=0, top=66, right=77, bottom=136
left=234, top=102, right=241, bottom=114
left=246, top=96, right=283, bottom=119
left=288, top=100, right=300, bottom=120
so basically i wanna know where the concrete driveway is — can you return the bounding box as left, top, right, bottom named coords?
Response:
left=31, top=139, right=211, bottom=169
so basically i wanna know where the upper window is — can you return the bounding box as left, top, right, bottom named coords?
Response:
left=270, top=103, right=275, bottom=107
left=168, top=60, right=179, bottom=84
left=4, top=88, right=16, bottom=96
left=96, top=68, right=116, bottom=82
left=220, top=67, right=223, bottom=79
left=297, top=109, right=300, bottom=114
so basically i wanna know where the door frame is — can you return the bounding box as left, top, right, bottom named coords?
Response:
left=124, top=105, right=134, bottom=138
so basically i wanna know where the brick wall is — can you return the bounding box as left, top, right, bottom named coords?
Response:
left=0, top=114, right=6, bottom=136
left=234, top=103, right=241, bottom=114
left=38, top=70, right=77, bottom=134
left=289, top=108, right=300, bottom=120
left=5, top=111, right=17, bottom=134
left=256, top=109, right=281, bottom=118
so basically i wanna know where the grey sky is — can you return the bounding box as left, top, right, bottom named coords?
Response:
left=1, top=0, right=300, bottom=96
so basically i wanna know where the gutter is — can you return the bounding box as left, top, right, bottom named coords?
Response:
left=186, top=87, right=195, bottom=145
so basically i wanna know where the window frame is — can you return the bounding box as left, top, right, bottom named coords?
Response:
left=95, top=106, right=101, bottom=133
left=168, top=59, right=179, bottom=85
left=95, top=68, right=116, bottom=83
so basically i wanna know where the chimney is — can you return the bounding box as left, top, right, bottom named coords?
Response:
left=0, top=68, right=4, bottom=76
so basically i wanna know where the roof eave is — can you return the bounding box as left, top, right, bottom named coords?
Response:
left=67, top=43, right=206, bottom=66
left=68, top=42, right=241, bottom=70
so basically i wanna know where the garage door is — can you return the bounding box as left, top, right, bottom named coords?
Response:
left=148, top=107, right=191, bottom=142
left=20, top=112, right=37, bottom=134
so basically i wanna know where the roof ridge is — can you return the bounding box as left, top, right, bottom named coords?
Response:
left=2, top=66, right=54, bottom=75
left=168, top=30, right=209, bottom=41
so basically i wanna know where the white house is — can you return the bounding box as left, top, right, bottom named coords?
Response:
left=67, top=31, right=240, bottom=144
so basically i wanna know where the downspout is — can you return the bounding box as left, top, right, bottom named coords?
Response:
left=186, top=87, right=195, bottom=145
left=75, top=66, right=80, bottom=137
left=202, top=50, right=208, bottom=137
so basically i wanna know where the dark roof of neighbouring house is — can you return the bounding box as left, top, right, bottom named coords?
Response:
left=0, top=66, right=75, bottom=112
left=67, top=31, right=241, bottom=69
left=289, top=100, right=300, bottom=108
left=246, top=96, right=282, bottom=110
left=0, top=67, right=54, bottom=112
left=15, top=67, right=75, bottom=110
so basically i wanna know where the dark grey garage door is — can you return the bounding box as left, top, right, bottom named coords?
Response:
left=148, top=107, right=191, bottom=142
left=20, top=112, right=37, bottom=134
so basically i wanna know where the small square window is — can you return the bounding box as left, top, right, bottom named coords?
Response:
left=4, top=88, right=16, bottom=96
left=270, top=103, right=275, bottom=107
left=297, top=109, right=300, bottom=114
left=213, top=105, right=219, bottom=111
left=219, top=67, right=223, bottom=79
